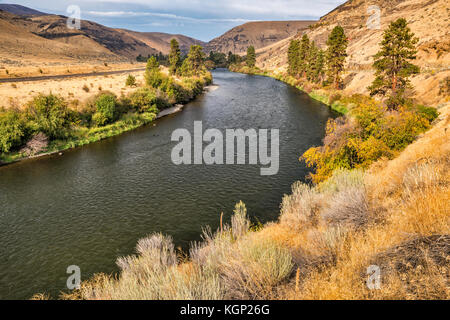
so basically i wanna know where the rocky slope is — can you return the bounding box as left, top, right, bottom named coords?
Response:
left=256, top=0, right=450, bottom=106
left=206, top=21, right=315, bottom=54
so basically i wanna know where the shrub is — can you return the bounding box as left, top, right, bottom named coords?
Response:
left=125, top=74, right=136, bottom=87
left=0, top=109, right=26, bottom=153
left=416, top=105, right=439, bottom=123
left=82, top=84, right=90, bottom=93
left=380, top=108, right=430, bottom=150
left=161, top=77, right=189, bottom=104
left=75, top=233, right=225, bottom=300
left=26, top=94, right=72, bottom=139
left=93, top=94, right=117, bottom=126
left=128, top=87, right=165, bottom=113
left=302, top=101, right=431, bottom=183
left=218, top=238, right=293, bottom=299
left=280, top=182, right=324, bottom=228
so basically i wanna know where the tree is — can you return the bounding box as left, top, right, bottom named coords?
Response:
left=246, top=46, right=256, bottom=68
left=306, top=41, right=325, bottom=84
left=26, top=94, right=72, bottom=139
left=0, top=109, right=26, bottom=153
left=368, top=18, right=420, bottom=109
left=326, top=26, right=348, bottom=89
left=298, top=34, right=310, bottom=78
left=169, top=39, right=181, bottom=75
left=287, top=39, right=300, bottom=77
left=185, top=45, right=205, bottom=76
left=93, top=94, right=117, bottom=126
left=145, top=56, right=164, bottom=88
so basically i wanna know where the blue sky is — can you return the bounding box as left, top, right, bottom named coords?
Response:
left=1, top=0, right=347, bottom=41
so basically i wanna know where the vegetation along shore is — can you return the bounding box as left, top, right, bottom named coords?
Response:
left=0, top=42, right=212, bottom=165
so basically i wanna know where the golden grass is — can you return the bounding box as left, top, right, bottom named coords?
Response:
left=281, top=105, right=450, bottom=300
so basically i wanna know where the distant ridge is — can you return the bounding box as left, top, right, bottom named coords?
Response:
left=0, top=4, right=46, bottom=16
left=205, top=20, right=315, bottom=54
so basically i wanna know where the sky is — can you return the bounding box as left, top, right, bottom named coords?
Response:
left=1, top=0, right=347, bottom=41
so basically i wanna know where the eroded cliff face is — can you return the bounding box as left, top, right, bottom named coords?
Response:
left=256, top=0, right=449, bottom=106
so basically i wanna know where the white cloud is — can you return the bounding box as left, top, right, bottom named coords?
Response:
left=87, top=10, right=254, bottom=23
left=91, top=0, right=345, bottom=18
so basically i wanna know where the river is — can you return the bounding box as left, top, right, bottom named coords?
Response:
left=0, top=69, right=335, bottom=299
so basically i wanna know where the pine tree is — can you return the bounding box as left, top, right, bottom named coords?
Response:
left=246, top=46, right=256, bottom=68
left=186, top=45, right=205, bottom=76
left=145, top=56, right=162, bottom=88
left=316, top=49, right=326, bottom=84
left=306, top=41, right=319, bottom=82
left=168, top=39, right=181, bottom=75
left=287, top=39, right=300, bottom=77
left=298, top=34, right=310, bottom=78
left=368, top=18, right=420, bottom=109
left=326, top=26, right=348, bottom=89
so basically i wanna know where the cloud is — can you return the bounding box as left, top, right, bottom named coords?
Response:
left=91, top=0, right=344, bottom=19
left=87, top=10, right=253, bottom=23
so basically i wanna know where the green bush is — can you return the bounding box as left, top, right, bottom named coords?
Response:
left=416, top=105, right=439, bottom=123
left=93, top=94, right=117, bottom=126
left=129, top=87, right=167, bottom=113
left=302, top=101, right=431, bottom=183
left=125, top=74, right=137, bottom=87
left=26, top=94, right=72, bottom=139
left=0, top=109, right=27, bottom=153
left=161, top=77, right=189, bottom=104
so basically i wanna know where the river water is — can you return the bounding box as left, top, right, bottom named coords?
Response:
left=0, top=69, right=334, bottom=299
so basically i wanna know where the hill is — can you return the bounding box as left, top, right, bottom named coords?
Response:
left=0, top=5, right=205, bottom=66
left=0, top=4, right=46, bottom=16
left=118, top=30, right=206, bottom=55
left=255, top=0, right=450, bottom=106
left=205, top=21, right=315, bottom=54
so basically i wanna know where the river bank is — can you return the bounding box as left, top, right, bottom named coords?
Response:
left=0, top=77, right=214, bottom=166
left=228, top=65, right=351, bottom=115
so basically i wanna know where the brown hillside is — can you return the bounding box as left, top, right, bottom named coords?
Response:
left=206, top=20, right=315, bottom=54
left=0, top=10, right=159, bottom=65
left=256, top=0, right=450, bottom=106
left=118, top=30, right=206, bottom=55
left=0, top=11, right=117, bottom=65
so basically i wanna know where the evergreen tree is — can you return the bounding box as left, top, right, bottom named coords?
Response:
left=368, top=18, right=420, bottom=109
left=246, top=46, right=256, bottom=68
left=298, top=34, right=310, bottom=78
left=316, top=49, right=326, bottom=84
left=168, top=39, right=181, bottom=75
left=145, top=56, right=163, bottom=88
left=183, top=45, right=205, bottom=76
left=287, top=39, right=300, bottom=77
left=326, top=26, right=348, bottom=89
left=227, top=51, right=233, bottom=64
left=306, top=41, right=319, bottom=81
